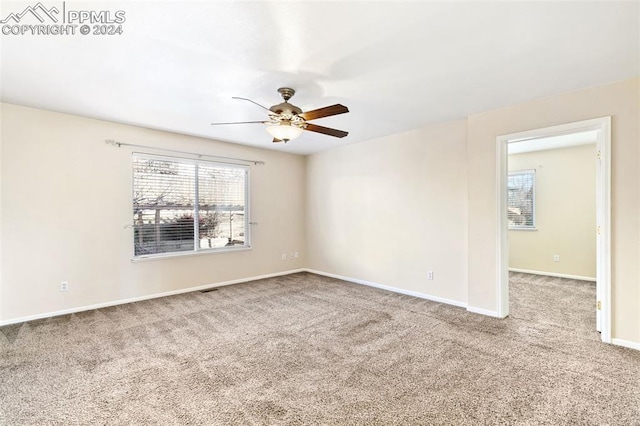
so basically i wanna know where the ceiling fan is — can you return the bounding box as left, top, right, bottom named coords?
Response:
left=211, top=87, right=349, bottom=143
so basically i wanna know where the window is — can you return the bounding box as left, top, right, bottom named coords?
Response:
left=508, top=169, right=535, bottom=229
left=132, top=153, right=249, bottom=258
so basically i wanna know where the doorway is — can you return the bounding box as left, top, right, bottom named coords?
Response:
left=496, top=117, right=611, bottom=343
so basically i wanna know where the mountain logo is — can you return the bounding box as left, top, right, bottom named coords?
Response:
left=1, top=2, right=60, bottom=24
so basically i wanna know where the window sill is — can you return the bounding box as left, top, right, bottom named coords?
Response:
left=508, top=228, right=538, bottom=232
left=131, top=245, right=251, bottom=262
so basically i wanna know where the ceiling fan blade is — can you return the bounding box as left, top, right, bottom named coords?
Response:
left=210, top=121, right=268, bottom=125
left=299, top=104, right=349, bottom=121
left=272, top=138, right=283, bottom=143
left=304, top=123, right=349, bottom=138
left=232, top=97, right=272, bottom=112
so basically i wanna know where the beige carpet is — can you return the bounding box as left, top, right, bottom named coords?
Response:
left=1, top=272, right=639, bottom=425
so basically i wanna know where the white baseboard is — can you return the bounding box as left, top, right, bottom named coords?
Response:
left=9, top=268, right=625, bottom=349
left=306, top=269, right=507, bottom=319
left=611, top=338, right=640, bottom=351
left=508, top=268, right=596, bottom=282
left=466, top=306, right=503, bottom=318
left=305, top=269, right=468, bottom=308
left=0, top=269, right=306, bottom=327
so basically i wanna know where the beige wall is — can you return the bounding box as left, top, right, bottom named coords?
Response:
left=0, top=103, right=307, bottom=321
left=468, top=78, right=639, bottom=343
left=508, top=144, right=596, bottom=279
left=308, top=78, right=638, bottom=345
left=307, top=119, right=469, bottom=304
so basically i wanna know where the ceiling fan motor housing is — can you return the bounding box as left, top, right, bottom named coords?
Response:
left=269, top=102, right=303, bottom=115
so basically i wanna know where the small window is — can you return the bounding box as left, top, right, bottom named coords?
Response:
left=508, top=169, right=535, bottom=229
left=132, top=153, right=249, bottom=258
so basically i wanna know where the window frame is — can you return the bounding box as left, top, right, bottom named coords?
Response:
left=507, top=169, right=536, bottom=231
left=131, top=152, right=251, bottom=260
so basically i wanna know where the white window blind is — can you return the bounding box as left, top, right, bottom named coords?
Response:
left=132, top=154, right=249, bottom=257
left=508, top=169, right=535, bottom=229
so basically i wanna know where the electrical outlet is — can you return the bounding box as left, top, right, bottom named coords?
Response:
left=294, top=251, right=299, bottom=258
left=281, top=253, right=287, bottom=261
left=553, top=255, right=560, bottom=262
left=427, top=271, right=434, bottom=280
left=290, top=252, right=295, bottom=260
left=60, top=281, right=69, bottom=292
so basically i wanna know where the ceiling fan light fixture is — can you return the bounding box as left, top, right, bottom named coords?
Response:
left=266, top=122, right=303, bottom=142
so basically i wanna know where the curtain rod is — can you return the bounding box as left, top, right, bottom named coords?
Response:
left=105, top=139, right=265, bottom=165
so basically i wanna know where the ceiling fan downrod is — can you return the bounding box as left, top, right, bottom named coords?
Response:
left=277, top=87, right=295, bottom=102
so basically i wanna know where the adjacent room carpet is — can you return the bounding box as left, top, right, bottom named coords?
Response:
left=1, top=272, right=638, bottom=425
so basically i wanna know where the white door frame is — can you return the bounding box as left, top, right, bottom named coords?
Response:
left=496, top=117, right=611, bottom=343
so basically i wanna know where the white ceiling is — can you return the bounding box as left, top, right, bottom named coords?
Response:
left=1, top=1, right=638, bottom=155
